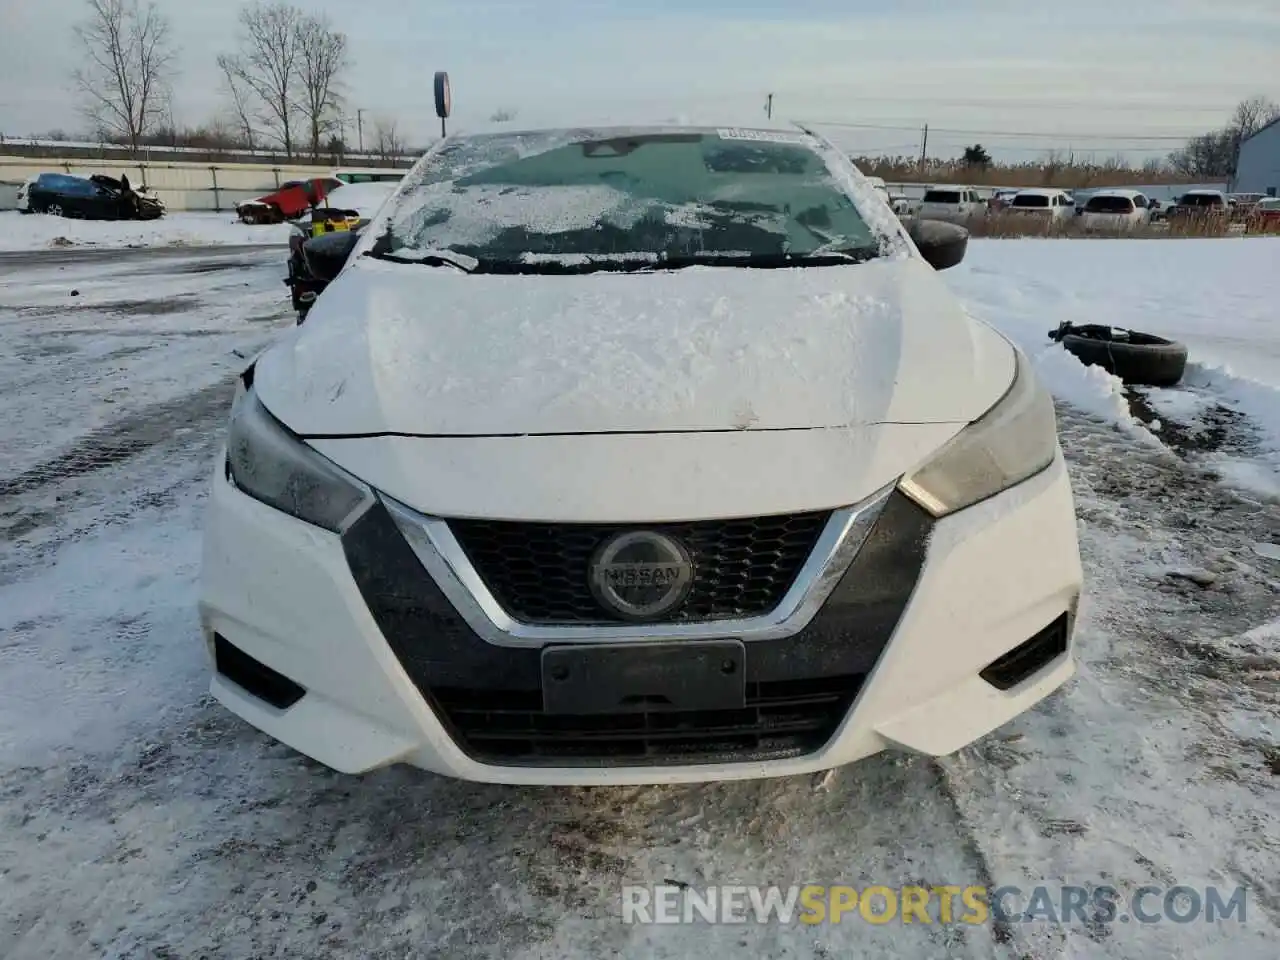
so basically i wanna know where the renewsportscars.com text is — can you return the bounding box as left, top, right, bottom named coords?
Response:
left=621, top=884, right=1248, bottom=927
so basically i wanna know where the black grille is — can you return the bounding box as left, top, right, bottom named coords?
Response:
left=447, top=512, right=831, bottom=624
left=432, top=675, right=862, bottom=766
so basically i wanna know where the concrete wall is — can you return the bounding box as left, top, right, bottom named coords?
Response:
left=1234, top=120, right=1280, bottom=197
left=0, top=156, right=405, bottom=212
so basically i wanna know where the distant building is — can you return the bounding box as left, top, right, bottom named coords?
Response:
left=1233, top=116, right=1280, bottom=196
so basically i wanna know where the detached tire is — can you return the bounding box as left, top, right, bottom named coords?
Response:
left=1051, top=323, right=1187, bottom=387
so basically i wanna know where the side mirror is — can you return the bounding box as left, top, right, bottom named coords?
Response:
left=903, top=217, right=968, bottom=271
left=302, top=230, right=361, bottom=284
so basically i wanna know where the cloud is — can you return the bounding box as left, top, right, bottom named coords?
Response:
left=0, top=0, right=1275, bottom=160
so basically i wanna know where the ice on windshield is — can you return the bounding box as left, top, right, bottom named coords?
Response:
left=377, top=128, right=889, bottom=265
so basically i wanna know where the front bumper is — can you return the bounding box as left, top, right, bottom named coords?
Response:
left=198, top=453, right=1082, bottom=785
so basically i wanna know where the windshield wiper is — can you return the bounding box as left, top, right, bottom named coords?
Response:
left=807, top=241, right=881, bottom=260
left=360, top=246, right=880, bottom=277
left=464, top=250, right=881, bottom=275
left=363, top=247, right=480, bottom=273
left=641, top=248, right=881, bottom=271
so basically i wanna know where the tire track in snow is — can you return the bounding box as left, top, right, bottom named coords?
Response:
left=0, top=377, right=235, bottom=501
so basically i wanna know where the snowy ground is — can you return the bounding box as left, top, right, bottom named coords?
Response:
left=0, top=240, right=1277, bottom=959
left=0, top=210, right=291, bottom=252
left=950, top=238, right=1280, bottom=501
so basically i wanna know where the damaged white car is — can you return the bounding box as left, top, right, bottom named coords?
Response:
left=199, top=123, right=1083, bottom=785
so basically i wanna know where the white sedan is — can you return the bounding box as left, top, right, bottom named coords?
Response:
left=200, top=122, right=1082, bottom=785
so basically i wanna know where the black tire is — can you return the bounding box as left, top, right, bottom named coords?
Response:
left=1053, top=324, right=1187, bottom=387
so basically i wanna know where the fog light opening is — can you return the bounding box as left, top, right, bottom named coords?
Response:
left=213, top=633, right=306, bottom=709
left=979, top=614, right=1070, bottom=691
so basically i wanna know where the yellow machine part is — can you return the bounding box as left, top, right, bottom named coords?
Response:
left=310, top=216, right=360, bottom=237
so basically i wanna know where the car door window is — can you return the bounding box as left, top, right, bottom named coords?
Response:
left=1134, top=196, right=1147, bottom=209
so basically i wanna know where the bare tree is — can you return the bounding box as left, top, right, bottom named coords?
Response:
left=372, top=117, right=405, bottom=160
left=72, top=0, right=174, bottom=155
left=219, top=2, right=304, bottom=156
left=1168, top=95, right=1280, bottom=179
left=297, top=15, right=348, bottom=161
left=1141, top=156, right=1167, bottom=176
left=218, top=55, right=257, bottom=150
left=1231, top=96, right=1280, bottom=139
left=1040, top=149, right=1065, bottom=185
left=489, top=107, right=517, bottom=123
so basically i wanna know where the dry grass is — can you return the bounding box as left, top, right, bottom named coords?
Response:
left=857, top=156, right=1205, bottom=190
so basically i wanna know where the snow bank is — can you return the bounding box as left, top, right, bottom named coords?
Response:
left=948, top=237, right=1280, bottom=494
left=0, top=210, right=291, bottom=251
left=1178, top=362, right=1280, bottom=498
left=944, top=244, right=1148, bottom=434
left=954, top=237, right=1280, bottom=389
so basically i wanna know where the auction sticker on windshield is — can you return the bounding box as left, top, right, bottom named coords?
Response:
left=717, top=128, right=816, bottom=145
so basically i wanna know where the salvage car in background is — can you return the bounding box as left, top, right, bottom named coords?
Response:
left=1166, top=189, right=1230, bottom=230
left=18, top=172, right=165, bottom=220
left=1007, top=188, right=1074, bottom=221
left=1246, top=196, right=1280, bottom=233
left=916, top=186, right=985, bottom=223
left=1079, top=189, right=1152, bottom=231
left=236, top=176, right=343, bottom=224
left=200, top=123, right=1082, bottom=787
left=286, top=180, right=401, bottom=320
left=987, top=189, right=1019, bottom=213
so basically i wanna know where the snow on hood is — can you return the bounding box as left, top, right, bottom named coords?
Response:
left=254, top=256, right=1015, bottom=437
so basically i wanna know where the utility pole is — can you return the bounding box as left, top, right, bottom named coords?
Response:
left=919, top=123, right=929, bottom=169
left=357, top=109, right=365, bottom=154
left=765, top=94, right=773, bottom=120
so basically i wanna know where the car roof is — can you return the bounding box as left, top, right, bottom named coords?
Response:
left=1089, top=188, right=1145, bottom=198
left=1184, top=189, right=1225, bottom=197
left=1014, top=187, right=1068, bottom=196
left=440, top=122, right=828, bottom=146
left=449, top=113, right=814, bottom=139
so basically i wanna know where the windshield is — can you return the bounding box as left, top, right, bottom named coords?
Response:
left=922, top=190, right=961, bottom=203
left=1182, top=193, right=1223, bottom=207
left=1086, top=196, right=1135, bottom=213
left=1012, top=194, right=1050, bottom=208
left=374, top=128, right=880, bottom=271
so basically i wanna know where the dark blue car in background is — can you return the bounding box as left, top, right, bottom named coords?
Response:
left=17, top=172, right=165, bottom=220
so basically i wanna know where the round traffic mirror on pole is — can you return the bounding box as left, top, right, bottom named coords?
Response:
left=434, top=71, right=451, bottom=138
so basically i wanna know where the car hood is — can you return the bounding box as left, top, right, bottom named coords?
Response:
left=255, top=255, right=1014, bottom=437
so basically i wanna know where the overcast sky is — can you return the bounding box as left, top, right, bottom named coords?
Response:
left=1, top=0, right=1277, bottom=159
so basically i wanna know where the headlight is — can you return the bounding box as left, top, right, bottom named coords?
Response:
left=899, top=347, right=1057, bottom=517
left=226, top=387, right=373, bottom=532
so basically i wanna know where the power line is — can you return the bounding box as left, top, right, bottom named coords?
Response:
left=777, top=93, right=1241, bottom=113
left=801, top=118, right=1200, bottom=142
